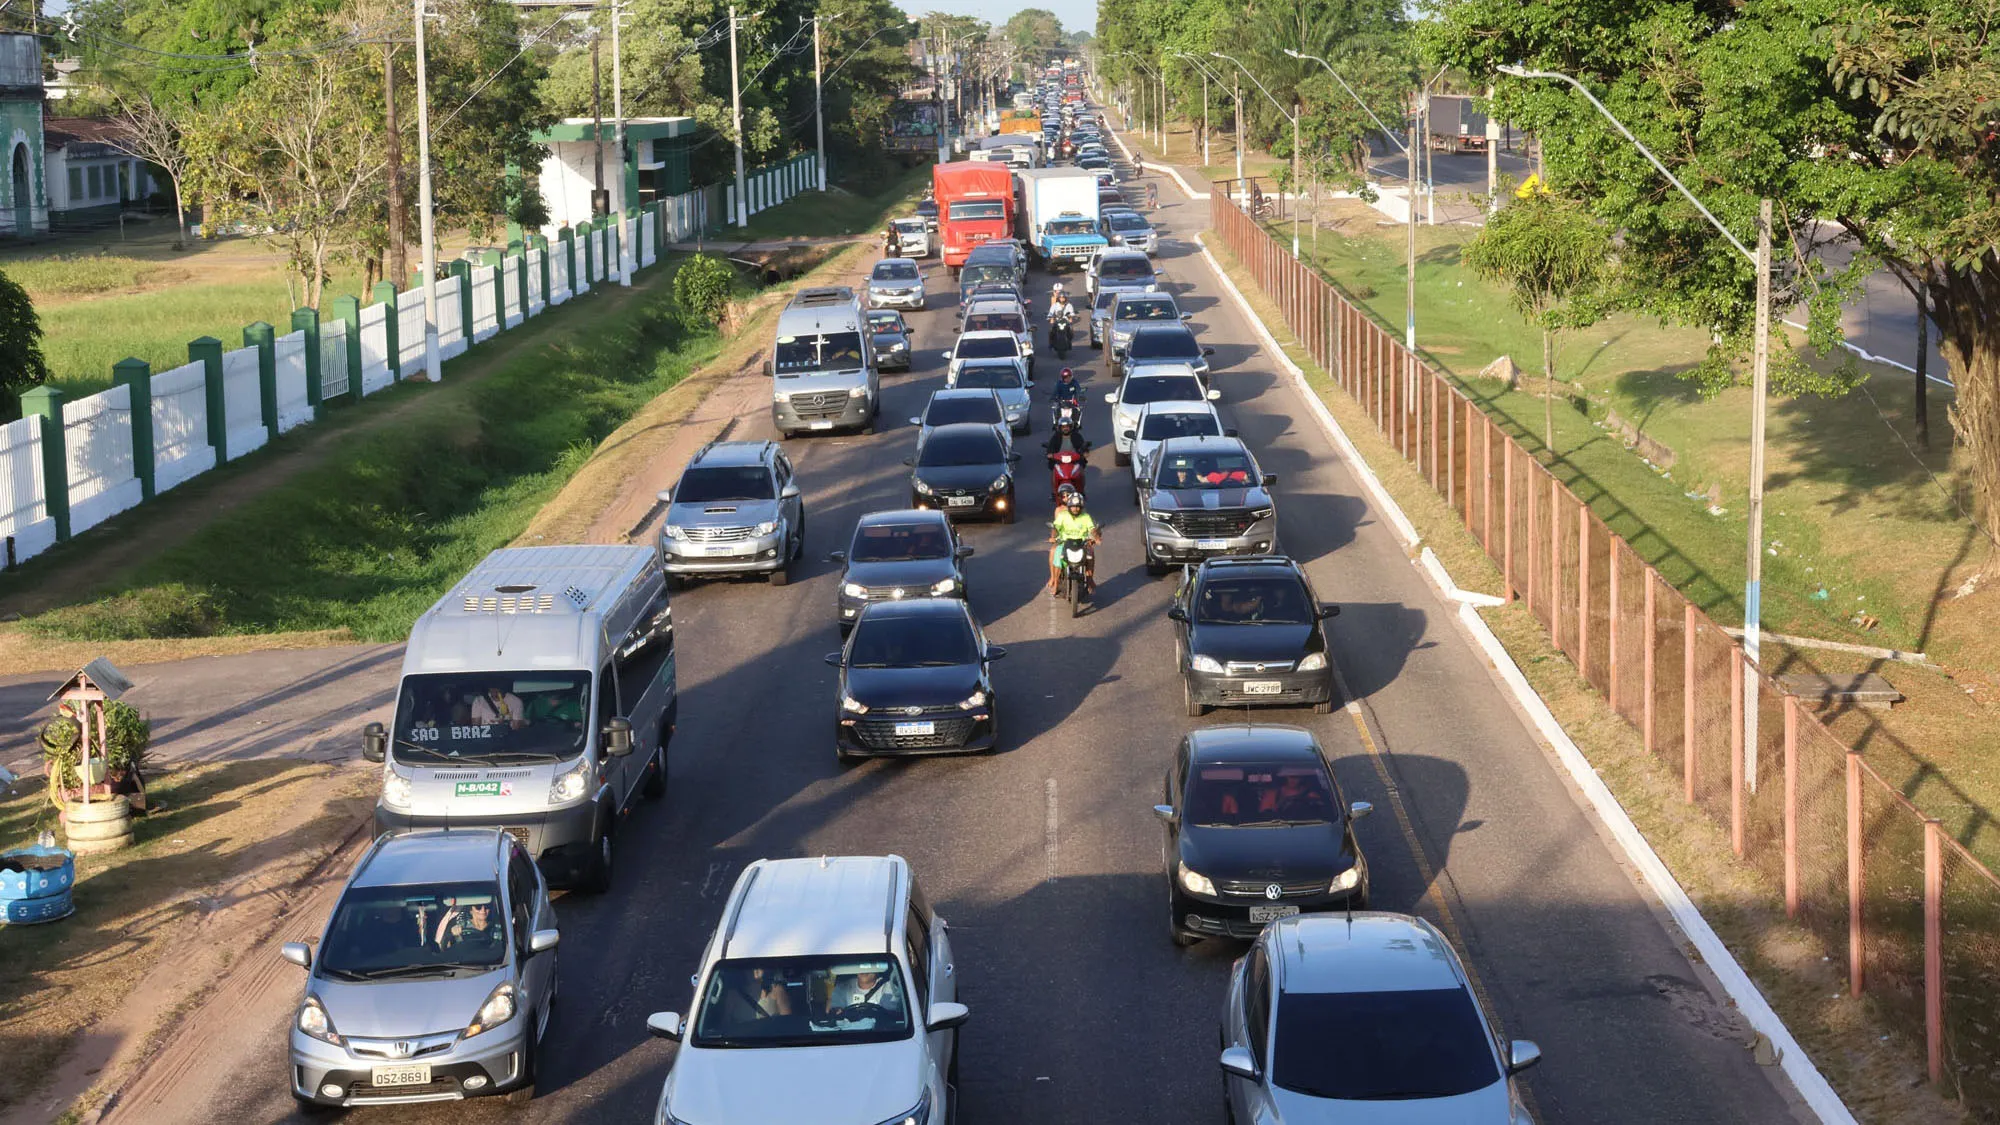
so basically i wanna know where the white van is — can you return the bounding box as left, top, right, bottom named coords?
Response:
left=365, top=545, right=677, bottom=892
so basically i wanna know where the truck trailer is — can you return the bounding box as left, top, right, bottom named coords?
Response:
left=1427, top=95, right=1490, bottom=154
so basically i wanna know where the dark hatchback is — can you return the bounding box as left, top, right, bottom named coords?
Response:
left=1154, top=725, right=1372, bottom=945
left=828, top=598, right=1005, bottom=763
left=906, top=422, right=1020, bottom=523
left=827, top=508, right=975, bottom=632
left=1170, top=556, right=1338, bottom=715
left=1120, top=323, right=1216, bottom=380
left=866, top=309, right=914, bottom=371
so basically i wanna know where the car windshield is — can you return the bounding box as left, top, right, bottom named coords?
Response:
left=1122, top=375, right=1206, bottom=406
left=867, top=312, right=906, bottom=333
left=1271, top=988, right=1500, bottom=1100
left=960, top=264, right=1013, bottom=287
left=774, top=332, right=866, bottom=375
left=1098, top=257, right=1153, bottom=281
left=956, top=336, right=1018, bottom=360
left=1140, top=412, right=1220, bottom=441
left=1155, top=449, right=1258, bottom=489
left=1196, top=576, right=1313, bottom=625
left=948, top=200, right=1006, bottom=221
left=1109, top=214, right=1149, bottom=231
left=675, top=465, right=773, bottom=503
left=1131, top=329, right=1200, bottom=359
left=1047, top=217, right=1098, bottom=236
left=318, top=881, right=509, bottom=979
left=1118, top=299, right=1178, bottom=322
left=925, top=395, right=1002, bottom=426
left=1185, top=763, right=1337, bottom=827
left=1095, top=291, right=1119, bottom=312
left=390, top=672, right=591, bottom=764
left=917, top=428, right=1006, bottom=468
left=892, top=219, right=925, bottom=234
left=957, top=363, right=1024, bottom=389
left=851, top=521, right=953, bottom=562
left=692, top=954, right=914, bottom=1049
left=848, top=612, right=979, bottom=667
left=964, top=312, right=1025, bottom=334
left=872, top=261, right=919, bottom=282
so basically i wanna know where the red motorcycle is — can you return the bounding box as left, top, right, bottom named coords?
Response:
left=1049, top=449, right=1087, bottom=501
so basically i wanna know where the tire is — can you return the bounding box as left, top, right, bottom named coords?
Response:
left=1312, top=698, right=1336, bottom=715
left=1000, top=504, right=1016, bottom=525
left=836, top=746, right=864, bottom=768
left=768, top=561, right=790, bottom=586
left=1169, top=904, right=1200, bottom=948
left=1114, top=449, right=1131, bottom=468
left=792, top=514, right=808, bottom=560
left=1070, top=574, right=1085, bottom=618
left=576, top=814, right=613, bottom=893
left=641, top=742, right=667, bottom=799
left=1182, top=675, right=1206, bottom=718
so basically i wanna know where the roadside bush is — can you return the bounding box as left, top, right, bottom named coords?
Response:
left=672, top=255, right=735, bottom=330
left=26, top=583, right=222, bottom=640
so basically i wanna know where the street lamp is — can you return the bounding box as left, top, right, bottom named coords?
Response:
left=1210, top=51, right=1300, bottom=259
left=1175, top=51, right=1238, bottom=180
left=1497, top=62, right=1774, bottom=786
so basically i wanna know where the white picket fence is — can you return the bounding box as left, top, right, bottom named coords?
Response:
left=526, top=249, right=546, bottom=315
left=725, top=154, right=820, bottom=223
left=0, top=416, right=54, bottom=562
left=320, top=320, right=352, bottom=401
left=641, top=211, right=658, bottom=266
left=549, top=242, right=572, bottom=305
left=502, top=262, right=523, bottom=328
left=63, top=384, right=143, bottom=535
left=275, top=329, right=313, bottom=434
left=471, top=267, right=500, bottom=342
left=360, top=301, right=394, bottom=393
left=396, top=288, right=427, bottom=377
left=221, top=344, right=267, bottom=461
left=437, top=275, right=468, bottom=360
left=153, top=359, right=215, bottom=493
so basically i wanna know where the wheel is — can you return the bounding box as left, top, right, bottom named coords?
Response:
left=1169, top=903, right=1200, bottom=948
left=792, top=515, right=807, bottom=560
left=502, top=1028, right=537, bottom=1105
left=1070, top=574, right=1085, bottom=618
left=1182, top=675, right=1206, bottom=717
left=836, top=746, right=864, bottom=768
left=576, top=815, right=613, bottom=893
left=641, top=742, right=667, bottom=799
left=768, top=561, right=790, bottom=586
left=291, top=1095, right=339, bottom=1117
left=1000, top=504, right=1016, bottom=525
left=1114, top=449, right=1131, bottom=467
left=1313, top=698, right=1336, bottom=715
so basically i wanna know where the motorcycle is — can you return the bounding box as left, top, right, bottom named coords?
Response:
left=1050, top=316, right=1074, bottom=358
left=1050, top=395, right=1083, bottom=432
left=1055, top=536, right=1093, bottom=618
left=1048, top=448, right=1087, bottom=501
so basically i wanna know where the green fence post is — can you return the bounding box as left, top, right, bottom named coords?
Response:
left=113, top=358, right=154, bottom=500
left=244, top=321, right=277, bottom=440
left=189, top=336, right=226, bottom=460
left=370, top=281, right=400, bottom=379
left=535, top=233, right=552, bottom=299
left=328, top=296, right=363, bottom=399
left=510, top=241, right=528, bottom=308
left=448, top=260, right=472, bottom=340
left=292, top=307, right=322, bottom=408
left=580, top=219, right=596, bottom=282
left=652, top=201, right=666, bottom=259
left=19, top=386, right=68, bottom=542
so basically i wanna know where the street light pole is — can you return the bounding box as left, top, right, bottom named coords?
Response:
left=1498, top=63, right=1773, bottom=787
left=1202, top=68, right=1210, bottom=166
left=612, top=0, right=631, bottom=284
left=1210, top=52, right=1299, bottom=258
left=812, top=15, right=826, bottom=190
left=413, top=0, right=441, bottom=381
left=728, top=5, right=748, bottom=227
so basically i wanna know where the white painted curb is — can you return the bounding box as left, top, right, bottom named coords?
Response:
left=1192, top=230, right=1860, bottom=1125
left=1105, top=126, right=1212, bottom=201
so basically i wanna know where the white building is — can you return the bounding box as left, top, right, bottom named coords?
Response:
left=43, top=117, right=157, bottom=224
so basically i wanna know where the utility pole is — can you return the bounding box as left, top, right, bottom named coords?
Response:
left=936, top=31, right=953, bottom=164
left=1405, top=102, right=1417, bottom=350
left=729, top=5, right=748, bottom=226
left=382, top=41, right=407, bottom=288
left=1201, top=69, right=1210, bottom=166
left=1744, top=197, right=1773, bottom=780
left=812, top=15, right=826, bottom=190
left=413, top=0, right=441, bottom=381
left=1234, top=79, right=1243, bottom=186
left=1291, top=102, right=1300, bottom=258
left=1485, top=83, right=1499, bottom=213
left=1915, top=275, right=1931, bottom=450
left=590, top=34, right=604, bottom=209
left=613, top=0, right=631, bottom=284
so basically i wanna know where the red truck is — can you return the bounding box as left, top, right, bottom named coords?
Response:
left=933, top=162, right=1015, bottom=271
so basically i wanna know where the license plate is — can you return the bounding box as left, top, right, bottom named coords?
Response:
left=894, top=721, right=936, bottom=736
left=1243, top=681, right=1283, bottom=695
left=1248, top=904, right=1299, bottom=924
left=370, top=1064, right=431, bottom=1087
left=1196, top=539, right=1230, bottom=551
left=946, top=495, right=977, bottom=508
left=810, top=420, right=835, bottom=431
left=705, top=543, right=742, bottom=555
left=454, top=781, right=502, bottom=797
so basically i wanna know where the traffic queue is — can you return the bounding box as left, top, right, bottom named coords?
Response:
left=279, top=76, right=1543, bottom=1125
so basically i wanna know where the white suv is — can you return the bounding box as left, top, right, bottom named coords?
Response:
left=646, top=855, right=967, bottom=1125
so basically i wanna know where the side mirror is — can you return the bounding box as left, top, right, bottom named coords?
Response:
left=780, top=483, right=801, bottom=500
left=602, top=716, right=635, bottom=757
left=656, top=488, right=672, bottom=504
left=926, top=1001, right=972, bottom=1032
left=909, top=417, right=923, bottom=426
left=1224, top=428, right=1239, bottom=438
left=280, top=941, right=312, bottom=969
left=646, top=1012, right=684, bottom=1042
left=823, top=652, right=844, bottom=667
left=762, top=360, right=773, bottom=378
left=1349, top=802, right=1374, bottom=823
left=902, top=457, right=915, bottom=466
left=1167, top=606, right=1188, bottom=622
left=1152, top=803, right=1176, bottom=823
left=1202, top=346, right=1216, bottom=356
left=955, top=545, right=976, bottom=558
left=528, top=928, right=561, bottom=954
left=986, top=645, right=1009, bottom=661
left=1121, top=429, right=1137, bottom=441
left=361, top=721, right=387, bottom=763
left=827, top=550, right=848, bottom=563
left=1025, top=379, right=1036, bottom=388
left=1103, top=392, right=1118, bottom=404
left=1507, top=1040, right=1542, bottom=1074
left=1218, top=1045, right=1260, bottom=1080
left=1205, top=389, right=1222, bottom=401
left=1263, top=473, right=1279, bottom=486
left=1181, top=312, right=1194, bottom=321
left=1008, top=453, right=1022, bottom=464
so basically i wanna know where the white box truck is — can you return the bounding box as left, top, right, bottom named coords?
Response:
left=1014, top=167, right=1108, bottom=272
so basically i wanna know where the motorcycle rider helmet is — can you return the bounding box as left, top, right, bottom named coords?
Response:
left=1059, top=367, right=1073, bottom=380
left=1064, top=491, right=1085, bottom=512
left=1056, top=482, right=1078, bottom=500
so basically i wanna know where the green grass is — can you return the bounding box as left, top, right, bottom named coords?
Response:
left=730, top=165, right=933, bottom=243
left=24, top=271, right=723, bottom=642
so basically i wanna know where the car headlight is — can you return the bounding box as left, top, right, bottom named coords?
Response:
left=296, top=996, right=342, bottom=1045
left=1330, top=862, right=1364, bottom=893
left=662, top=523, right=689, bottom=541
left=872, top=1091, right=932, bottom=1125
left=849, top=385, right=869, bottom=399
left=1189, top=654, right=1225, bottom=674
left=773, top=391, right=790, bottom=404
left=1177, top=861, right=1216, bottom=897
left=958, top=689, right=987, bottom=710
left=380, top=766, right=413, bottom=809
left=463, top=982, right=518, bottom=1039
left=843, top=582, right=868, bottom=598
left=549, top=756, right=591, bottom=803
left=891, top=341, right=909, bottom=351
left=913, top=478, right=935, bottom=496
left=989, top=475, right=1011, bottom=492
left=841, top=693, right=870, bottom=715
left=752, top=520, right=779, bottom=536
left=1250, top=507, right=1275, bottom=520
left=930, top=577, right=959, bottom=596
left=1145, top=509, right=1173, bottom=523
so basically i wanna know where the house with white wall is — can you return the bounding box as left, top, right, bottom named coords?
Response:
left=44, top=117, right=156, bottom=224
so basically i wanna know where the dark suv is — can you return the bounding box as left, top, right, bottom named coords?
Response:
left=1167, top=556, right=1338, bottom=715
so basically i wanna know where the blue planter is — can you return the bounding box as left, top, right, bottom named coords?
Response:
left=1, top=845, right=77, bottom=925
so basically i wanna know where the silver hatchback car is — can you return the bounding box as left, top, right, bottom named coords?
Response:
left=283, top=829, right=559, bottom=1110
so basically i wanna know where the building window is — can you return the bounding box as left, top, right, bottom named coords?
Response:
left=86, top=164, right=100, bottom=199
left=67, top=166, right=81, bottom=203
left=118, top=163, right=129, bottom=201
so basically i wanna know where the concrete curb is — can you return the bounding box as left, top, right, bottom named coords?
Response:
left=1103, top=127, right=1212, bottom=201
left=1191, top=229, right=1861, bottom=1125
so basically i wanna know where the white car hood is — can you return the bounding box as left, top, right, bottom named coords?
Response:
left=665, top=1039, right=922, bottom=1125
left=1269, top=1079, right=1514, bottom=1125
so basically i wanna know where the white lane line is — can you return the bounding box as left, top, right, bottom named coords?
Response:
left=1045, top=777, right=1059, bottom=883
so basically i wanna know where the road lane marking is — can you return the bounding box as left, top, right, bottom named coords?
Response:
left=1045, top=777, right=1060, bottom=883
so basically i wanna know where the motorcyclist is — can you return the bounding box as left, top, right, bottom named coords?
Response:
left=882, top=225, right=898, bottom=258
left=1046, top=491, right=1102, bottom=596
left=1047, top=288, right=1077, bottom=355
left=1045, top=414, right=1090, bottom=458
left=1050, top=366, right=1082, bottom=406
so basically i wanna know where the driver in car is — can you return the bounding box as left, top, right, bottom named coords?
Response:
left=827, top=967, right=902, bottom=1021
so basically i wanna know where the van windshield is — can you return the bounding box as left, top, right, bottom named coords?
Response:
left=391, top=672, right=592, bottom=764
left=774, top=332, right=866, bottom=375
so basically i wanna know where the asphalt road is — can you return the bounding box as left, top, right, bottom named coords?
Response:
left=202, top=156, right=1816, bottom=1125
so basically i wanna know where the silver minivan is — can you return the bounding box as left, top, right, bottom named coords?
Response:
left=283, top=829, right=559, bottom=1109
left=770, top=287, right=880, bottom=436
left=366, top=545, right=677, bottom=892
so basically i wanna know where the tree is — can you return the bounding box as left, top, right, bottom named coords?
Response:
left=1003, top=8, right=1063, bottom=65
left=0, top=268, right=50, bottom=420
left=1426, top=0, right=2000, bottom=572
left=1462, top=193, right=1610, bottom=449
left=105, top=96, right=200, bottom=250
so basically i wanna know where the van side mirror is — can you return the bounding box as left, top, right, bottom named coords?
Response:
left=656, top=488, right=672, bottom=504
left=824, top=652, right=844, bottom=666
left=1202, top=346, right=1216, bottom=356
left=1181, top=312, right=1193, bottom=321
left=647, top=1012, right=684, bottom=1042
left=955, top=545, right=976, bottom=558
left=1320, top=603, right=1341, bottom=619
left=1219, top=1045, right=1260, bottom=1080
left=1349, top=800, right=1374, bottom=820
left=1507, top=1040, right=1542, bottom=1074
left=361, top=722, right=387, bottom=763
left=827, top=550, right=848, bottom=564
left=1224, top=428, right=1239, bottom=438
left=1263, top=473, right=1279, bottom=486
left=1167, top=606, right=1188, bottom=622
left=1205, top=389, right=1222, bottom=401
left=986, top=645, right=1008, bottom=661
left=926, top=1001, right=971, bottom=1032
left=602, top=716, right=634, bottom=757
left=1103, top=392, right=1118, bottom=404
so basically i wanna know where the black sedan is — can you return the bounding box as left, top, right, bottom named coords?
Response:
left=915, top=198, right=938, bottom=233
left=828, top=598, right=1005, bottom=763
left=1169, top=556, right=1339, bottom=715
left=905, top=422, right=1020, bottom=524
left=867, top=309, right=914, bottom=372
left=827, top=509, right=974, bottom=632
left=1153, top=725, right=1372, bottom=946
